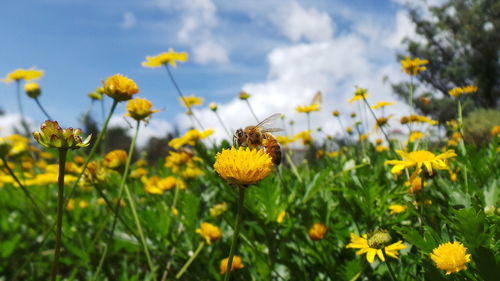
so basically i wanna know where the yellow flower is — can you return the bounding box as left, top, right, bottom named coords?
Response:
left=308, top=223, right=328, bottom=240
left=79, top=200, right=89, bottom=209
left=406, top=176, right=422, bottom=194
left=400, top=56, right=428, bottom=75
left=88, top=88, right=104, bottom=100
left=389, top=204, right=407, bottom=215
left=408, top=131, right=425, bottom=143
left=332, top=110, right=340, bottom=117
left=33, top=120, right=91, bottom=150
left=358, top=134, right=368, bottom=142
left=276, top=210, right=286, bottom=223
left=220, top=256, right=244, bottom=275
left=196, top=222, right=222, bottom=245
left=213, top=147, right=273, bottom=186
left=102, top=74, right=139, bottom=101
left=126, top=97, right=158, bottom=121
left=142, top=176, right=176, bottom=194
left=316, top=149, right=326, bottom=158
left=209, top=102, right=218, bottom=112
left=449, top=85, right=478, bottom=97
left=371, top=101, right=396, bottom=109
left=24, top=82, right=41, bottom=99
left=348, top=88, right=368, bottom=103
left=431, top=242, right=471, bottom=275
left=142, top=49, right=188, bottom=68
left=66, top=199, right=76, bottom=211
left=103, top=150, right=128, bottom=170
left=374, top=116, right=392, bottom=132
left=491, top=125, right=500, bottom=136
left=179, top=95, right=203, bottom=108
left=375, top=145, right=389, bottom=152
left=209, top=202, right=228, bottom=217
left=130, top=167, right=148, bottom=179
left=294, top=130, right=312, bottom=145
left=346, top=127, right=353, bottom=134
left=328, top=151, right=339, bottom=158
left=276, top=136, right=295, bottom=147
left=3, top=68, right=44, bottom=83
left=239, top=91, right=251, bottom=100
left=168, top=129, right=213, bottom=149
left=346, top=232, right=406, bottom=263
left=385, top=149, right=457, bottom=176
left=295, top=103, right=320, bottom=113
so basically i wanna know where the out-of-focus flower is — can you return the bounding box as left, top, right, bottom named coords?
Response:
left=389, top=204, right=407, bottom=215
left=358, top=134, right=368, bottom=142
left=126, top=97, right=158, bottom=122
left=210, top=202, right=228, bottom=217
left=374, top=116, right=392, bottom=132
left=385, top=149, right=456, bottom=176
left=371, top=101, right=396, bottom=109
left=346, top=231, right=406, bottom=263
left=332, top=110, right=340, bottom=117
left=142, top=49, right=188, bottom=68
left=348, top=88, right=368, bottom=103
left=142, top=176, right=176, bottom=194
left=309, top=223, right=328, bottom=240
left=213, top=147, right=273, bottom=186
left=220, top=256, right=244, bottom=275
left=276, top=210, right=286, bottom=223
left=3, top=68, right=44, bottom=83
left=431, top=242, right=471, bottom=275
left=103, top=150, right=128, bottom=170
left=196, top=222, right=222, bottom=245
left=448, top=85, right=478, bottom=97
left=66, top=199, right=76, bottom=211
left=33, top=120, right=91, bottom=150
left=294, top=130, right=312, bottom=145
left=490, top=125, right=500, bottom=136
left=0, top=138, right=12, bottom=158
left=296, top=103, right=320, bottom=113
left=276, top=136, right=295, bottom=147
left=129, top=167, right=148, bottom=179
left=376, top=145, right=389, bottom=152
left=24, top=82, right=41, bottom=99
left=346, top=127, right=353, bottom=134
left=239, top=91, right=250, bottom=100
left=400, top=56, right=428, bottom=76
left=79, top=200, right=89, bottom=209
left=88, top=88, right=104, bottom=101
left=406, top=176, right=423, bottom=194
left=408, top=131, right=425, bottom=143
left=5, top=135, right=29, bottom=156
left=168, top=129, right=213, bottom=149
left=179, top=95, right=203, bottom=109
left=316, top=149, right=326, bottom=158
left=328, top=151, right=339, bottom=158
left=102, top=74, right=139, bottom=101
left=209, top=102, right=218, bottom=112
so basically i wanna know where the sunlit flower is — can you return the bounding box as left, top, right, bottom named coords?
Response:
left=375, top=145, right=389, bottom=152
left=294, top=130, right=312, bottom=145
left=24, top=82, right=41, bottom=99
left=220, top=256, right=244, bottom=275
left=295, top=103, right=320, bottom=113
left=102, top=74, right=139, bottom=101
left=276, top=210, right=286, bottom=223
left=179, top=95, right=203, bottom=109
left=389, top=204, right=407, bottom=215
left=196, top=222, right=222, bottom=245
left=385, top=149, right=456, bottom=176
left=168, top=129, right=213, bottom=149
left=346, top=231, right=406, bottom=263
left=142, top=49, right=188, bottom=68
left=408, top=131, right=425, bottom=143
left=79, top=200, right=89, bottom=209
left=400, top=56, right=428, bottom=75
left=348, top=88, right=368, bottom=103
left=209, top=202, right=228, bottom=217
left=213, top=147, right=273, bottom=186
left=431, top=242, right=471, bottom=275
left=103, top=150, right=128, bottom=170
left=3, top=68, right=44, bottom=83
left=276, top=136, right=295, bottom=147
left=309, top=223, right=328, bottom=240
left=126, top=97, right=158, bottom=121
left=33, top=120, right=91, bottom=150
left=142, top=176, right=177, bottom=194
left=448, top=85, right=478, bottom=97
left=239, top=91, right=250, bottom=100
left=129, top=167, right=148, bottom=179
left=371, top=101, right=396, bottom=109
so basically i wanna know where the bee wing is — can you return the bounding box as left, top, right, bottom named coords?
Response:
left=311, top=91, right=322, bottom=105
left=255, top=113, right=282, bottom=129
left=261, top=127, right=283, bottom=133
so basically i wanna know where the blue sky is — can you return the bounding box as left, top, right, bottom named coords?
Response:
left=0, top=0, right=428, bottom=145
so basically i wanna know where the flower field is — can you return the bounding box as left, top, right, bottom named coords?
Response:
left=0, top=53, right=499, bottom=281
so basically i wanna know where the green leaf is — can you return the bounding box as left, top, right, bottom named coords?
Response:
left=452, top=207, right=487, bottom=250
left=393, top=226, right=436, bottom=253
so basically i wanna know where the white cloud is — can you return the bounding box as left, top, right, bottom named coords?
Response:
left=270, top=1, right=334, bottom=42
left=0, top=114, right=36, bottom=137
left=192, top=40, right=229, bottom=64
left=108, top=116, right=174, bottom=148
left=121, top=12, right=136, bottom=29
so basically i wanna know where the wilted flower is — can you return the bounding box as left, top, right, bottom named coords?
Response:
left=142, top=49, right=188, bottom=68
left=309, top=223, right=328, bottom=240
left=196, top=222, right=222, bottom=245
left=213, top=147, right=273, bottom=186
left=400, top=56, right=428, bottom=76
left=33, top=120, right=91, bottom=150
left=126, top=97, right=158, bottom=122
left=24, top=82, right=41, bottom=99
left=431, top=242, right=471, bottom=275
left=102, top=74, right=139, bottom=101
left=220, top=256, right=244, bottom=275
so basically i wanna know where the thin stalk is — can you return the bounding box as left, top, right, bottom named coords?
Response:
left=215, top=111, right=232, bottom=140
left=100, top=98, right=107, bottom=156
left=15, top=81, right=31, bottom=137
left=382, top=249, right=398, bottom=281
left=362, top=97, right=396, bottom=156
left=224, top=187, right=245, bottom=281
left=51, top=149, right=67, bottom=281
left=457, top=100, right=467, bottom=156
left=408, top=76, right=414, bottom=133
left=34, top=98, right=53, bottom=120
left=164, top=64, right=205, bottom=130
left=91, top=245, right=108, bottom=281
left=245, top=99, right=260, bottom=123
left=175, top=242, right=205, bottom=279
left=306, top=113, right=311, bottom=132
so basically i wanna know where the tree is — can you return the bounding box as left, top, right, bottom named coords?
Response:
left=393, top=0, right=500, bottom=124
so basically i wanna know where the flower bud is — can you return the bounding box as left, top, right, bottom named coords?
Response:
left=24, top=82, right=41, bottom=99
left=32, top=120, right=91, bottom=150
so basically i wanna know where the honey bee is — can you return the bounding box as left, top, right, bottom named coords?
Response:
left=234, top=113, right=283, bottom=165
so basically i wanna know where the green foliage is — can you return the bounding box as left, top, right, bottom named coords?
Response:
left=463, top=108, right=500, bottom=145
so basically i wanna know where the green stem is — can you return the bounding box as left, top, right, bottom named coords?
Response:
left=457, top=100, right=467, bottom=156
left=215, top=111, right=233, bottom=140
left=224, top=187, right=245, bottom=281
left=91, top=244, right=108, bottom=281
left=382, top=249, right=398, bottom=281
left=34, top=97, right=53, bottom=120
left=175, top=242, right=205, bottom=279
left=50, top=149, right=67, bottom=281
left=15, top=81, right=31, bottom=138
left=245, top=99, right=260, bottom=123
left=408, top=76, right=414, bottom=133
left=362, top=97, right=397, bottom=157
left=306, top=113, right=311, bottom=132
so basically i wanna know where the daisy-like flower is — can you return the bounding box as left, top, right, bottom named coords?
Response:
left=308, top=223, right=328, bottom=240
left=33, top=120, right=91, bottom=150
left=431, top=242, right=471, bottom=275
left=348, top=88, right=368, bottom=103
left=141, top=48, right=188, bottom=68
left=276, top=136, right=295, bottom=147
left=103, top=149, right=128, bottom=170
left=213, top=147, right=273, bottom=186
left=168, top=129, right=214, bottom=149
left=196, top=222, right=222, bottom=245
left=389, top=204, right=407, bottom=215
left=125, top=97, right=158, bottom=122
left=371, top=101, right=396, bottom=109
left=3, top=68, right=44, bottom=83
left=179, top=95, right=203, bottom=109
left=400, top=56, right=429, bottom=76
left=220, top=256, right=245, bottom=275
left=102, top=74, right=139, bottom=101
left=384, top=149, right=457, bottom=176
left=295, top=103, right=320, bottom=113
left=448, top=85, right=478, bottom=97
left=346, top=231, right=406, bottom=263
